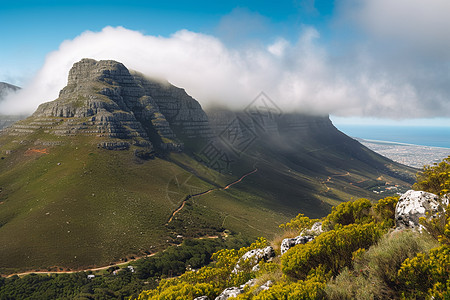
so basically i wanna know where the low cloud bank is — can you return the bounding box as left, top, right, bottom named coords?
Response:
left=2, top=0, right=450, bottom=119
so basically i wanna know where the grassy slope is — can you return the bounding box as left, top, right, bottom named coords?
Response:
left=0, top=117, right=416, bottom=274
left=0, top=130, right=207, bottom=273
left=0, top=131, right=289, bottom=273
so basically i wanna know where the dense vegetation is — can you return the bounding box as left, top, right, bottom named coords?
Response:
left=136, top=156, right=450, bottom=299
left=0, top=237, right=249, bottom=299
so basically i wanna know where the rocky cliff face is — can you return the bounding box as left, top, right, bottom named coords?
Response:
left=6, top=59, right=213, bottom=151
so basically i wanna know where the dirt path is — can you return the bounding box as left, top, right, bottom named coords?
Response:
left=6, top=253, right=158, bottom=278
left=167, top=167, right=258, bottom=224
left=6, top=234, right=223, bottom=278
left=322, top=171, right=351, bottom=192
left=6, top=169, right=259, bottom=278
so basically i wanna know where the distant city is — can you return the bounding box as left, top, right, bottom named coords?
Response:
left=357, top=138, right=450, bottom=169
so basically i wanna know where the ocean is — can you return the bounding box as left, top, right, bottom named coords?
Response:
left=335, top=125, right=450, bottom=149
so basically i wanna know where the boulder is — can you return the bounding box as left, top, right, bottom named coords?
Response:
left=258, top=280, right=274, bottom=292
left=305, top=221, right=323, bottom=235
left=281, top=235, right=315, bottom=255
left=395, top=190, right=448, bottom=230
left=232, top=246, right=275, bottom=273
left=240, top=278, right=257, bottom=289
left=215, top=287, right=244, bottom=300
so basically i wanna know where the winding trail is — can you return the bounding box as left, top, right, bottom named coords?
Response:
left=5, top=235, right=223, bottom=278
left=167, top=167, right=258, bottom=224
left=322, top=171, right=351, bottom=192
left=6, top=253, right=157, bottom=278
left=6, top=169, right=259, bottom=277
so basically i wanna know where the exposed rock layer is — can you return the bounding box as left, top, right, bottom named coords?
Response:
left=6, top=59, right=213, bottom=151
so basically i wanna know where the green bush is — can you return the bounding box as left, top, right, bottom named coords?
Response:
left=371, top=196, right=399, bottom=228
left=279, top=213, right=319, bottom=233
left=282, top=222, right=383, bottom=280
left=414, top=156, right=450, bottom=195
left=326, top=230, right=438, bottom=299
left=397, top=245, right=450, bottom=299
left=137, top=238, right=268, bottom=299
left=322, top=198, right=372, bottom=230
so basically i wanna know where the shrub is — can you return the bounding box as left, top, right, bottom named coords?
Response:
left=414, top=156, right=450, bottom=195
left=137, top=282, right=217, bottom=300
left=136, top=238, right=269, bottom=299
left=326, top=230, right=438, bottom=299
left=397, top=245, right=450, bottom=299
left=371, top=196, right=399, bottom=228
left=322, top=198, right=372, bottom=230
left=252, top=266, right=329, bottom=300
left=282, top=222, right=383, bottom=280
left=279, top=213, right=319, bottom=233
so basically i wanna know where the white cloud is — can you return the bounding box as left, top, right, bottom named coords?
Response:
left=267, top=38, right=289, bottom=57
left=0, top=26, right=343, bottom=116
left=1, top=8, right=450, bottom=120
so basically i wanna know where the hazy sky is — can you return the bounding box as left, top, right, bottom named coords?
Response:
left=1, top=0, right=449, bottom=127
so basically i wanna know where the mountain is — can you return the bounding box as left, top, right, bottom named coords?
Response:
left=0, top=82, right=23, bottom=130
left=0, top=82, right=20, bottom=98
left=0, top=59, right=416, bottom=274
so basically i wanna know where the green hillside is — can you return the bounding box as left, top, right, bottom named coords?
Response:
left=137, top=156, right=450, bottom=299
left=0, top=59, right=417, bottom=274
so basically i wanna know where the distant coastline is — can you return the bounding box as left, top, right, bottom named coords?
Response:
left=356, top=138, right=450, bottom=150
left=336, top=125, right=450, bottom=149
left=356, top=138, right=450, bottom=168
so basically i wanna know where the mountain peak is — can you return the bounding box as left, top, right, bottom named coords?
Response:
left=66, top=58, right=130, bottom=87
left=6, top=58, right=213, bottom=151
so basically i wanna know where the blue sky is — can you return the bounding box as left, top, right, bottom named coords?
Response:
left=1, top=0, right=332, bottom=80
left=1, top=0, right=450, bottom=128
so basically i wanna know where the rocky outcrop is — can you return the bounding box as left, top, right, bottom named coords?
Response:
left=134, top=73, right=214, bottom=141
left=232, top=246, right=275, bottom=273
left=5, top=59, right=214, bottom=152
left=303, top=221, right=324, bottom=236
left=281, top=235, right=315, bottom=255
left=214, top=279, right=256, bottom=300
left=257, top=280, right=274, bottom=292
left=215, top=287, right=244, bottom=300
left=395, top=190, right=449, bottom=231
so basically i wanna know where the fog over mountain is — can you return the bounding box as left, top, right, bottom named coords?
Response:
left=0, top=82, right=20, bottom=100
left=1, top=0, right=450, bottom=119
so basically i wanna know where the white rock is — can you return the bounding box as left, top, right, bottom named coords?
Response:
left=395, top=190, right=448, bottom=231
left=281, top=235, right=314, bottom=255
left=240, top=278, right=257, bottom=289
left=232, top=246, right=275, bottom=273
left=259, top=280, right=273, bottom=291
left=215, top=287, right=244, bottom=300
left=301, top=221, right=323, bottom=236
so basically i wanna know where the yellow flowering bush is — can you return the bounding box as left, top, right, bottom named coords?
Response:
left=322, top=198, right=372, bottom=230
left=371, top=196, right=399, bottom=228
left=397, top=245, right=450, bottom=299
left=414, top=156, right=450, bottom=195
left=136, top=238, right=268, bottom=299
left=279, top=213, right=319, bottom=233
left=282, top=222, right=383, bottom=279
